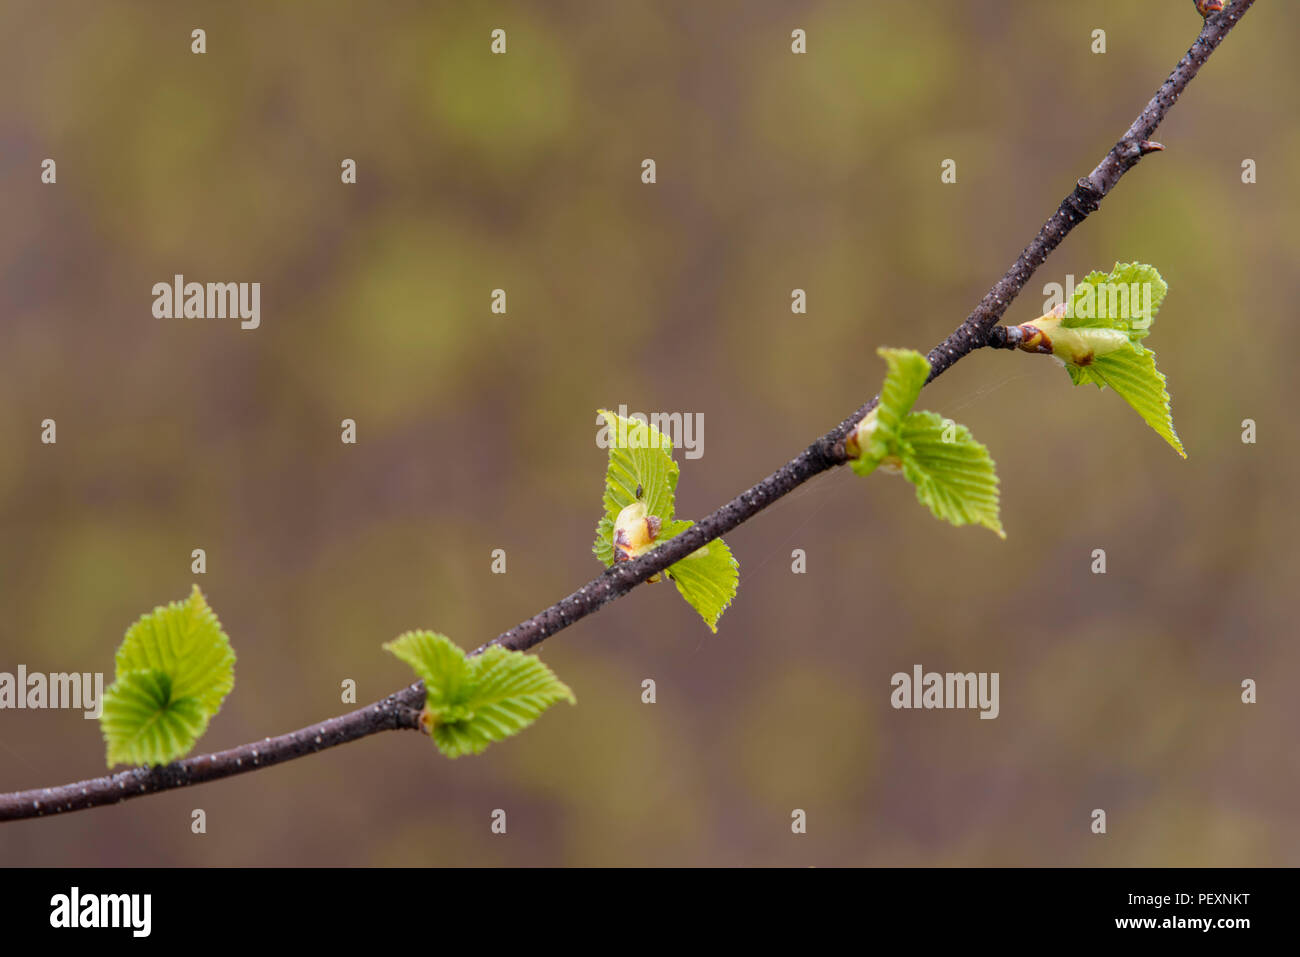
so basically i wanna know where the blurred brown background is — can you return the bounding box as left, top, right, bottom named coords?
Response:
left=1, top=0, right=1296, bottom=866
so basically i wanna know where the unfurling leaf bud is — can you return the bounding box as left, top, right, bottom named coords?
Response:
left=1021, top=263, right=1184, bottom=458
left=845, top=409, right=901, bottom=474
left=1012, top=302, right=1129, bottom=367
left=844, top=409, right=876, bottom=460
left=613, top=502, right=664, bottom=580
left=847, top=347, right=1003, bottom=535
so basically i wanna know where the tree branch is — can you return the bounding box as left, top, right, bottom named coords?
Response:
left=0, top=685, right=426, bottom=821
left=481, top=0, right=1255, bottom=655
left=0, top=0, right=1256, bottom=823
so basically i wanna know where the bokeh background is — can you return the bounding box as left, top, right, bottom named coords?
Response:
left=1, top=0, right=1296, bottom=866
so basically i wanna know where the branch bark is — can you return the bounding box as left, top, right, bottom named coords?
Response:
left=0, top=685, right=425, bottom=821
left=0, top=0, right=1256, bottom=823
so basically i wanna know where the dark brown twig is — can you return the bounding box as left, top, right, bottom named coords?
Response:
left=0, top=685, right=425, bottom=822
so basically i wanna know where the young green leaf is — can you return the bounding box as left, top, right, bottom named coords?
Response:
left=850, top=347, right=931, bottom=474
left=898, top=411, right=1005, bottom=538
left=100, top=672, right=210, bottom=768
left=847, top=348, right=1003, bottom=537
left=659, top=519, right=739, bottom=633
left=1013, top=263, right=1184, bottom=457
left=384, top=631, right=575, bottom=759
left=1063, top=262, right=1167, bottom=344
left=1067, top=346, right=1185, bottom=457
left=593, top=409, right=678, bottom=565
left=385, top=629, right=471, bottom=704
left=592, top=409, right=739, bottom=630
left=100, top=585, right=236, bottom=767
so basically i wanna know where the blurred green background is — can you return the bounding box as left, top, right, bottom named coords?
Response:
left=1, top=0, right=1296, bottom=866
